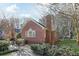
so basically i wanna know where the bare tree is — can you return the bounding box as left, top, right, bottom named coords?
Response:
left=36, top=3, right=79, bottom=45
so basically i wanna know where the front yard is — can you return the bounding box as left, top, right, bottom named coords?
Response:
left=58, top=40, right=79, bottom=52
left=1, top=39, right=79, bottom=56
left=30, top=39, right=79, bottom=56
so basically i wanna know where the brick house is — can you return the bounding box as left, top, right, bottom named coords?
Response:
left=21, top=15, right=58, bottom=44
left=21, top=16, right=57, bottom=43
left=21, top=19, right=46, bottom=44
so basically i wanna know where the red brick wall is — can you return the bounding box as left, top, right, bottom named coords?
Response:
left=21, top=20, right=46, bottom=44
left=51, top=31, right=58, bottom=44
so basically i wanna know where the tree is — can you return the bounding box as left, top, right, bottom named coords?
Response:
left=35, top=4, right=58, bottom=44
left=36, top=3, right=79, bottom=45
left=0, top=10, right=16, bottom=41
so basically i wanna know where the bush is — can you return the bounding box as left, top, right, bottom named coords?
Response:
left=31, top=43, right=51, bottom=55
left=0, top=40, right=9, bottom=51
left=16, top=39, right=24, bottom=45
left=49, top=46, right=76, bottom=56
left=24, top=40, right=28, bottom=44
left=0, top=40, right=18, bottom=55
left=31, top=43, right=78, bottom=56
left=0, top=49, right=18, bottom=55
left=0, top=38, right=5, bottom=40
left=16, top=33, right=21, bottom=39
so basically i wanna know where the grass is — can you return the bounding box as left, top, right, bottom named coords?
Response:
left=58, top=39, right=79, bottom=52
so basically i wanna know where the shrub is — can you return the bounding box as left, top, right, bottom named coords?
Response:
left=24, top=40, right=28, bottom=44
left=0, top=40, right=9, bottom=51
left=16, top=39, right=24, bottom=45
left=31, top=43, right=78, bottom=56
left=0, top=40, right=18, bottom=55
left=31, top=43, right=51, bottom=55
left=0, top=38, right=5, bottom=40
left=0, top=49, right=18, bottom=55
left=16, top=33, right=21, bottom=39
left=51, top=46, right=76, bottom=56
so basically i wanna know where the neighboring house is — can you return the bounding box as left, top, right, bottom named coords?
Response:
left=0, top=28, right=4, bottom=39
left=21, top=19, right=46, bottom=43
left=15, top=29, right=20, bottom=33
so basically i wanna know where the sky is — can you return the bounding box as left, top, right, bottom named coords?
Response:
left=0, top=3, right=46, bottom=24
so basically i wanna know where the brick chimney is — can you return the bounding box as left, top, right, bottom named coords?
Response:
left=45, top=15, right=52, bottom=44
left=45, top=15, right=58, bottom=44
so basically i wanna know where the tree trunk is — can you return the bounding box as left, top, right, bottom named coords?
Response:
left=77, top=33, right=79, bottom=45
left=73, top=17, right=79, bottom=45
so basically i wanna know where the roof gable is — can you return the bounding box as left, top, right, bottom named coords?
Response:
left=22, top=18, right=46, bottom=30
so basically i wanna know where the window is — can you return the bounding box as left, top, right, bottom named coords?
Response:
left=26, top=28, right=36, bottom=37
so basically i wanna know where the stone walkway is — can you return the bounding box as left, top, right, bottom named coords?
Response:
left=9, top=45, right=36, bottom=56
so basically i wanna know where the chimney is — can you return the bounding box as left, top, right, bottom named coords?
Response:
left=45, top=15, right=52, bottom=44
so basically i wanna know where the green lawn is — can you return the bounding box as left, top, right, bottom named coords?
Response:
left=58, top=40, right=79, bottom=52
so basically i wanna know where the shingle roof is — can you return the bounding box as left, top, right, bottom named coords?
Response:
left=22, top=18, right=46, bottom=31
left=32, top=19, right=46, bottom=28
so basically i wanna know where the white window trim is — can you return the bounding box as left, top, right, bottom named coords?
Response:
left=26, top=28, right=36, bottom=37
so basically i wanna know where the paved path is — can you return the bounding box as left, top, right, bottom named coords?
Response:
left=9, top=45, right=36, bottom=56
